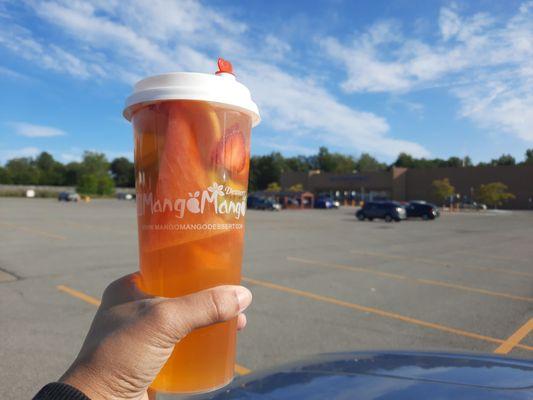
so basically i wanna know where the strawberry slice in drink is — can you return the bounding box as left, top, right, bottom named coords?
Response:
left=143, top=102, right=233, bottom=251
left=212, top=124, right=247, bottom=175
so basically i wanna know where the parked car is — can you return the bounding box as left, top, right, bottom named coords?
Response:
left=117, top=192, right=134, bottom=200
left=314, top=197, right=334, bottom=209
left=58, top=191, right=80, bottom=202
left=247, top=196, right=281, bottom=211
left=356, top=201, right=406, bottom=222
left=406, top=201, right=440, bottom=220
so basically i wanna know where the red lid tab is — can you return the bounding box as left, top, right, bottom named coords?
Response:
left=216, top=57, right=234, bottom=75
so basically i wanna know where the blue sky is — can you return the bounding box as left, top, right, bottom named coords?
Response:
left=0, top=0, right=532, bottom=164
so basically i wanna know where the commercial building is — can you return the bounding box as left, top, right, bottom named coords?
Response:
left=281, top=165, right=533, bottom=209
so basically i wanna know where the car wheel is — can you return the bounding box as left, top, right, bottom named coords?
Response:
left=422, top=214, right=429, bottom=220
left=356, top=213, right=365, bottom=221
left=384, top=214, right=393, bottom=223
left=368, top=217, right=374, bottom=221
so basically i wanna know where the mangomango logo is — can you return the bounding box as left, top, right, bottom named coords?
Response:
left=138, top=182, right=247, bottom=219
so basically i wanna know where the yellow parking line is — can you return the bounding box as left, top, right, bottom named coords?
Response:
left=56, top=284, right=252, bottom=374
left=289, top=257, right=533, bottom=303
left=455, top=250, right=531, bottom=264
left=234, top=364, right=252, bottom=375
left=242, top=276, right=533, bottom=352
left=0, top=221, right=66, bottom=240
left=350, top=249, right=533, bottom=278
left=287, top=257, right=406, bottom=280
left=493, top=318, right=533, bottom=354
left=57, top=285, right=101, bottom=306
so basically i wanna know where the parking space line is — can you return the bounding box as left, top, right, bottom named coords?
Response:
left=493, top=318, right=533, bottom=354
left=454, top=250, right=531, bottom=264
left=350, top=249, right=533, bottom=278
left=287, top=257, right=406, bottom=280
left=56, top=284, right=252, bottom=375
left=242, top=277, right=533, bottom=352
left=57, top=285, right=101, bottom=306
left=288, top=257, right=533, bottom=303
left=0, top=221, right=67, bottom=241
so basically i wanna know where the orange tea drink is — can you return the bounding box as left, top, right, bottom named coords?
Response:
left=123, top=60, right=260, bottom=394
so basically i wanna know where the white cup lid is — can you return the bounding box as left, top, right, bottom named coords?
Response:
left=123, top=60, right=260, bottom=126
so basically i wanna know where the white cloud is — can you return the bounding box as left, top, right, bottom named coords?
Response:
left=321, top=2, right=533, bottom=142
left=0, top=146, right=40, bottom=162
left=9, top=122, right=67, bottom=137
left=0, top=65, right=26, bottom=79
left=0, top=0, right=429, bottom=158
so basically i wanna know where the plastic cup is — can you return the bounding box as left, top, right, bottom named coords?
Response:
left=123, top=60, right=260, bottom=394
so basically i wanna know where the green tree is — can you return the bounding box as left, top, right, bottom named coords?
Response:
left=97, top=174, right=116, bottom=195
left=288, top=183, right=304, bottom=192
left=476, top=182, right=515, bottom=208
left=463, top=156, right=473, bottom=167
left=357, top=153, right=386, bottom=172
left=524, top=149, right=533, bottom=165
left=491, top=154, right=516, bottom=166
left=285, top=156, right=310, bottom=172
left=0, top=166, right=11, bottom=183
left=393, top=153, right=416, bottom=168
left=249, top=152, right=285, bottom=191
left=446, top=157, right=463, bottom=168
left=77, top=174, right=98, bottom=195
left=35, top=152, right=64, bottom=185
left=110, top=157, right=135, bottom=187
left=432, top=178, right=455, bottom=205
left=5, top=158, right=39, bottom=184
left=266, top=182, right=281, bottom=192
left=64, top=162, right=81, bottom=186
left=77, top=152, right=115, bottom=195
left=317, top=147, right=356, bottom=173
left=80, top=151, right=110, bottom=175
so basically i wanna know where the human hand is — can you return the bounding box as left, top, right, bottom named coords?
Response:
left=59, top=273, right=252, bottom=400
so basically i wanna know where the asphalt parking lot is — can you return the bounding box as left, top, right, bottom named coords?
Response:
left=1, top=198, right=532, bottom=398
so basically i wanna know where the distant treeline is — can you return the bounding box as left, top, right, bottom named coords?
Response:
left=1, top=147, right=532, bottom=194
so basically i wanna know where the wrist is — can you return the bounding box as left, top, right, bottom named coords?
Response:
left=60, top=363, right=112, bottom=400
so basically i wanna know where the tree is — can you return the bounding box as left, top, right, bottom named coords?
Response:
left=285, top=156, right=310, bottom=172
left=249, top=152, right=285, bottom=191
left=110, top=157, right=135, bottom=187
left=0, top=166, right=11, bottom=183
left=463, top=156, right=473, bottom=167
left=357, top=153, right=386, bottom=172
left=393, top=153, right=416, bottom=168
left=77, top=152, right=115, bottom=195
left=432, top=178, right=455, bottom=205
left=64, top=162, right=81, bottom=186
left=97, top=174, right=116, bottom=195
left=476, top=182, right=515, bottom=208
left=446, top=157, right=463, bottom=168
left=317, top=147, right=357, bottom=173
left=4, top=158, right=39, bottom=184
left=491, top=154, right=516, bottom=166
left=266, top=182, right=281, bottom=192
left=524, top=149, right=533, bottom=165
left=77, top=174, right=98, bottom=195
left=35, top=152, right=64, bottom=185
left=288, top=183, right=304, bottom=192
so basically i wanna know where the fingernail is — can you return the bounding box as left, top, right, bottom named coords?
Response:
left=236, top=287, right=252, bottom=313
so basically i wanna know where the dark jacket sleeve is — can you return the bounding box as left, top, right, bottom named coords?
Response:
left=33, top=382, right=91, bottom=400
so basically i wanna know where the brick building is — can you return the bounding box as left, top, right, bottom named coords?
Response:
left=280, top=165, right=533, bottom=209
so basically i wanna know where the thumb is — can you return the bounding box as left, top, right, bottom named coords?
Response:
left=158, top=285, right=252, bottom=340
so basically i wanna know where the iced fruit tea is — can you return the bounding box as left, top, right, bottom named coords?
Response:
left=133, top=100, right=252, bottom=393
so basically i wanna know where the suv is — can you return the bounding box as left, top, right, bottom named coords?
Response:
left=356, top=201, right=406, bottom=222
left=406, top=201, right=440, bottom=220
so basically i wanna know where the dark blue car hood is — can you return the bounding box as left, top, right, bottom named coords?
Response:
left=203, top=351, right=533, bottom=399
